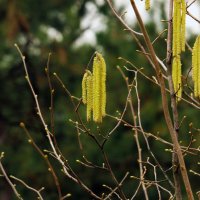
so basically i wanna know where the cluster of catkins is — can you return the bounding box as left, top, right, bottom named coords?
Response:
left=172, top=0, right=200, bottom=101
left=82, top=53, right=106, bottom=123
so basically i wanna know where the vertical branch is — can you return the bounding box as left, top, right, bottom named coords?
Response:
left=131, top=73, right=149, bottom=200
left=129, top=1, right=194, bottom=199
left=45, top=54, right=66, bottom=163
left=118, top=67, right=149, bottom=199
left=166, top=0, right=182, bottom=199
left=45, top=53, right=55, bottom=135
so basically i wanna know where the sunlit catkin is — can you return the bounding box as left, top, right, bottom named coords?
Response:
left=93, top=53, right=106, bottom=123
left=86, top=71, right=93, bottom=121
left=173, top=0, right=186, bottom=56
left=173, top=0, right=181, bottom=56
left=172, top=55, right=182, bottom=101
left=192, top=36, right=200, bottom=97
left=82, top=71, right=88, bottom=104
left=145, top=0, right=150, bottom=10
left=82, top=70, right=93, bottom=121
left=181, top=0, right=186, bottom=51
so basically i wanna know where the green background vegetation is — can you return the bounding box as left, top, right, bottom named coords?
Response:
left=0, top=0, right=199, bottom=199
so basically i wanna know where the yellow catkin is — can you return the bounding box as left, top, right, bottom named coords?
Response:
left=172, top=55, right=182, bottom=101
left=173, top=0, right=185, bottom=56
left=173, top=0, right=178, bottom=56
left=192, top=36, right=200, bottom=97
left=172, top=0, right=185, bottom=102
left=93, top=55, right=100, bottom=122
left=82, top=71, right=88, bottom=104
left=93, top=52, right=106, bottom=123
left=192, top=38, right=198, bottom=96
left=145, top=0, right=150, bottom=11
left=98, top=54, right=106, bottom=117
left=198, top=38, right=200, bottom=97
left=86, top=71, right=93, bottom=121
left=176, top=0, right=181, bottom=55
left=181, top=0, right=186, bottom=51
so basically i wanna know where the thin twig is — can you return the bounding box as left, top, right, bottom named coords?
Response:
left=0, top=156, right=23, bottom=200
left=187, top=0, right=196, bottom=8
left=53, top=68, right=125, bottom=199
left=117, top=66, right=174, bottom=188
left=19, top=122, right=62, bottom=199
left=118, top=66, right=149, bottom=200
left=187, top=11, right=200, bottom=24
left=152, top=29, right=167, bottom=45
left=10, top=175, right=44, bottom=200
left=106, top=0, right=143, bottom=36
left=103, top=172, right=129, bottom=200
left=129, top=1, right=194, bottom=198
left=15, top=44, right=101, bottom=200
left=165, top=0, right=182, bottom=199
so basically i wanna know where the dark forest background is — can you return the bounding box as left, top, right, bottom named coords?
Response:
left=0, top=0, right=199, bottom=199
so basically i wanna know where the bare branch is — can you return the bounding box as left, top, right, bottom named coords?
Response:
left=0, top=154, right=23, bottom=200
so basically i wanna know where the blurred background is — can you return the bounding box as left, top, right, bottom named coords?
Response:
left=0, top=0, right=200, bottom=199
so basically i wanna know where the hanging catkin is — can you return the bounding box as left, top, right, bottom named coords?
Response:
left=172, top=55, right=182, bottom=101
left=93, top=53, right=106, bottom=123
left=173, top=0, right=186, bottom=55
left=181, top=0, right=186, bottom=51
left=192, top=36, right=200, bottom=98
left=173, top=0, right=181, bottom=56
left=145, top=0, right=150, bottom=10
left=82, top=72, right=88, bottom=104
left=82, top=70, right=93, bottom=121
left=86, top=71, right=93, bottom=121
left=172, top=0, right=186, bottom=102
left=81, top=52, right=106, bottom=123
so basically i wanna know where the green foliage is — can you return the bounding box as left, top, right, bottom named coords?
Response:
left=0, top=1, right=199, bottom=199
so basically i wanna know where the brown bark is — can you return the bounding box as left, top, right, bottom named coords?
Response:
left=129, top=0, right=194, bottom=199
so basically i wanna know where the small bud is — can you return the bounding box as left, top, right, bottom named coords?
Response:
left=19, top=122, right=25, bottom=128
left=0, top=152, right=5, bottom=158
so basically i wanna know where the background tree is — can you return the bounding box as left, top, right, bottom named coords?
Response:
left=0, top=0, right=200, bottom=199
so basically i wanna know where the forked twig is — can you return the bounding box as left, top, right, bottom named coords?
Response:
left=0, top=154, right=23, bottom=200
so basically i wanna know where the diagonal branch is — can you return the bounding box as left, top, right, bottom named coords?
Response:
left=129, top=1, right=194, bottom=199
